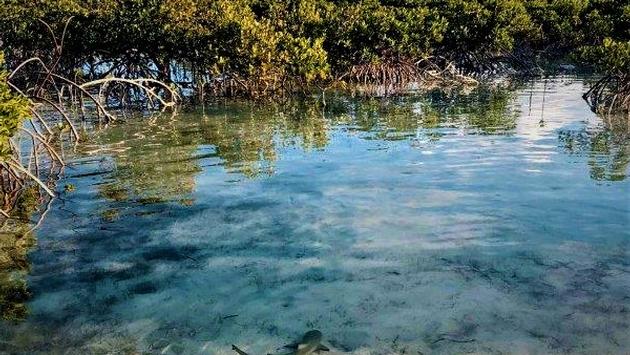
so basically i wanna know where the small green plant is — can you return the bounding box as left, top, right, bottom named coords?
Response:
left=0, top=52, right=29, bottom=159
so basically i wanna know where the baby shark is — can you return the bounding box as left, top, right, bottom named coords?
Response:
left=232, top=330, right=330, bottom=355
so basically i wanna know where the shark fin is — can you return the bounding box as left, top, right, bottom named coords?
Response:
left=317, top=345, right=330, bottom=352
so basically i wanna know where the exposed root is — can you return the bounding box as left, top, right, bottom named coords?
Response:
left=80, top=77, right=179, bottom=109
left=583, top=74, right=630, bottom=116
left=5, top=159, right=54, bottom=197
left=342, top=56, right=479, bottom=96
left=0, top=18, right=179, bottom=222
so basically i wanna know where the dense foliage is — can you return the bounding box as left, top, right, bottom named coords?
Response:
left=0, top=52, right=29, bottom=159
left=0, top=0, right=627, bottom=96
left=0, top=0, right=626, bottom=174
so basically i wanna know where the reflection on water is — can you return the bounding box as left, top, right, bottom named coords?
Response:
left=558, top=116, right=630, bottom=181
left=1, top=78, right=629, bottom=354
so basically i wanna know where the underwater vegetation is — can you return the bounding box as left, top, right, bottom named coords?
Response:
left=0, top=188, right=38, bottom=322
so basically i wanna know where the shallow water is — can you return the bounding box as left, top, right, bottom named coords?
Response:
left=1, top=78, right=629, bottom=354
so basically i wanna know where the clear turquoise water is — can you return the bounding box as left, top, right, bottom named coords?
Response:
left=1, top=78, right=629, bottom=354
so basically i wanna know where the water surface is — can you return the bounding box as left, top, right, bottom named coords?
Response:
left=1, top=78, right=629, bottom=354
